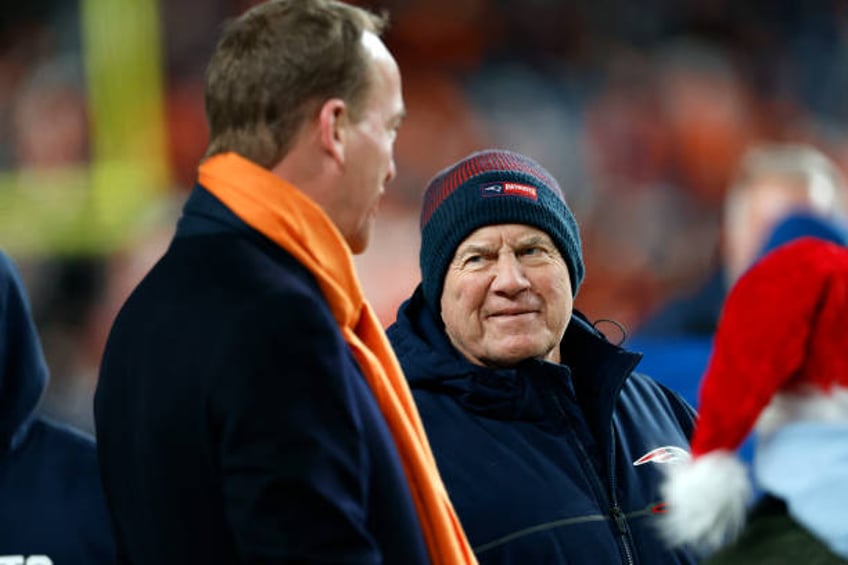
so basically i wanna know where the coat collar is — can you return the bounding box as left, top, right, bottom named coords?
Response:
left=388, top=284, right=641, bottom=426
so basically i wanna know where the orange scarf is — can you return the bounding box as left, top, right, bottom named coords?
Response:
left=199, top=153, right=476, bottom=564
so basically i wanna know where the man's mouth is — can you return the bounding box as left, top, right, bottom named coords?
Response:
left=487, top=309, right=538, bottom=319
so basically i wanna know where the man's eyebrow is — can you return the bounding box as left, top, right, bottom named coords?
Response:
left=454, top=243, right=492, bottom=258
left=516, top=234, right=559, bottom=249
left=518, top=235, right=546, bottom=246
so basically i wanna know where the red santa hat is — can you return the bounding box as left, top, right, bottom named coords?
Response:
left=660, top=237, right=848, bottom=554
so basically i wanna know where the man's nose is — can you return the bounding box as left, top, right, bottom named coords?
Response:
left=385, top=157, right=397, bottom=185
left=491, top=254, right=531, bottom=295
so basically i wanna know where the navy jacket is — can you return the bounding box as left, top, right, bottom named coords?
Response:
left=387, top=288, right=698, bottom=564
left=0, top=251, right=115, bottom=562
left=94, top=186, right=429, bottom=564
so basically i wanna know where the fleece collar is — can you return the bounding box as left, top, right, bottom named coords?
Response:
left=388, top=284, right=638, bottom=429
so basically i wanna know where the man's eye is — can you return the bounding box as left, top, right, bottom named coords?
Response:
left=521, top=247, right=541, bottom=256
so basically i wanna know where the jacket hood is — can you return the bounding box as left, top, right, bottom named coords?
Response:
left=0, top=251, right=48, bottom=452
left=387, top=285, right=641, bottom=425
left=758, top=211, right=848, bottom=259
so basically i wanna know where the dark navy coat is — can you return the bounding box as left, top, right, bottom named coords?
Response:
left=94, top=186, right=428, bottom=564
left=388, top=288, right=698, bottom=564
left=0, top=250, right=115, bottom=563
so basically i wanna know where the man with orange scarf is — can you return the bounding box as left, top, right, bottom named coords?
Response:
left=94, top=1, right=474, bottom=563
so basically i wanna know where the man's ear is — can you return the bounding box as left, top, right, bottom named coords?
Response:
left=318, top=98, right=348, bottom=166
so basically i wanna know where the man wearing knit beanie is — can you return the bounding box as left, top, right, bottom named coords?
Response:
left=387, top=149, right=699, bottom=563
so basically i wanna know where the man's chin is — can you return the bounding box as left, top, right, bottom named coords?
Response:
left=346, top=228, right=372, bottom=255
left=482, top=340, right=553, bottom=367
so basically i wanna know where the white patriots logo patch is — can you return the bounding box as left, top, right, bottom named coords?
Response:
left=633, top=446, right=691, bottom=466
left=480, top=181, right=538, bottom=200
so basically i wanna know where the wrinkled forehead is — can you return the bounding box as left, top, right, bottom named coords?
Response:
left=455, top=223, right=556, bottom=252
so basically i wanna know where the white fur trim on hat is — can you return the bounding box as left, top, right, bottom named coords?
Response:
left=756, top=385, right=848, bottom=438
left=658, top=450, right=753, bottom=555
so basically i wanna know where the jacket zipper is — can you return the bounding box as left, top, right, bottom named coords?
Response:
left=610, top=503, right=635, bottom=565
left=606, top=354, right=645, bottom=565
left=550, top=392, right=636, bottom=565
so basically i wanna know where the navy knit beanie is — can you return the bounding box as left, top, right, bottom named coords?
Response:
left=419, top=149, right=584, bottom=313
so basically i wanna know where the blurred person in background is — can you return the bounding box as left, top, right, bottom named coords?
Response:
left=660, top=238, right=848, bottom=564
left=629, top=143, right=848, bottom=421
left=386, top=149, right=698, bottom=563
left=0, top=249, right=114, bottom=563
left=10, top=54, right=88, bottom=168
left=94, top=0, right=474, bottom=563
left=636, top=142, right=848, bottom=340
left=5, top=52, right=105, bottom=434
left=723, top=144, right=847, bottom=283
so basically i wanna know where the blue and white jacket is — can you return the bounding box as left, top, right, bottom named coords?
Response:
left=388, top=287, right=699, bottom=564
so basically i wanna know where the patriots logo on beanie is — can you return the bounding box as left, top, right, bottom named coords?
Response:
left=418, top=149, right=584, bottom=313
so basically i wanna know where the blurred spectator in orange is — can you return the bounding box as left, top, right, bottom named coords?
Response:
left=384, top=0, right=490, bottom=72
left=164, top=78, right=208, bottom=191
left=656, top=39, right=757, bottom=205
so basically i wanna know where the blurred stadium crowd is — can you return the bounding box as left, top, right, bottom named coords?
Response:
left=3, top=0, right=848, bottom=433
